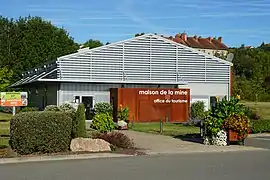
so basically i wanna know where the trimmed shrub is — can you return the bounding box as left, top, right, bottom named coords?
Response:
left=90, top=112, right=115, bottom=133
left=44, top=105, right=60, bottom=112
left=251, top=119, right=270, bottom=133
left=59, top=103, right=76, bottom=114
left=19, top=107, right=39, bottom=112
left=94, top=131, right=134, bottom=149
left=94, top=102, right=113, bottom=116
left=9, top=111, right=72, bottom=155
left=190, top=101, right=205, bottom=120
left=73, top=103, right=86, bottom=138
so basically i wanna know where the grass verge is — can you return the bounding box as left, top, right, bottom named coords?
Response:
left=241, top=101, right=270, bottom=120
left=130, top=123, right=200, bottom=137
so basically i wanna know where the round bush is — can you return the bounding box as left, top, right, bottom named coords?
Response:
left=44, top=105, right=60, bottom=112
left=94, top=102, right=113, bottom=116
left=60, top=103, right=76, bottom=114
left=10, top=111, right=72, bottom=155
left=90, top=112, right=115, bottom=133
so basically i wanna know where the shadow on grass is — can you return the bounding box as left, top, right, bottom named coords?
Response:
left=173, top=133, right=203, bottom=144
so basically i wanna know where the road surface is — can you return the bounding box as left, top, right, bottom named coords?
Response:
left=1, top=150, right=270, bottom=180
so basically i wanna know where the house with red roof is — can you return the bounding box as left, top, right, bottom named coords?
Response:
left=164, top=33, right=229, bottom=57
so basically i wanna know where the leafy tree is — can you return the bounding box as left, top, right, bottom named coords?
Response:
left=0, top=15, right=79, bottom=82
left=82, top=39, right=103, bottom=49
left=0, top=66, right=13, bottom=91
left=231, top=44, right=270, bottom=101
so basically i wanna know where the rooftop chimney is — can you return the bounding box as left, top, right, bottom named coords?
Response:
left=175, top=33, right=181, bottom=39
left=194, top=35, right=198, bottom=41
left=218, top=37, right=222, bottom=43
left=180, top=33, right=187, bottom=41
left=169, top=36, right=173, bottom=40
left=207, top=36, right=212, bottom=42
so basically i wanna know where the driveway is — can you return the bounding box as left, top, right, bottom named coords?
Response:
left=121, top=130, right=265, bottom=154
left=1, top=151, right=270, bottom=180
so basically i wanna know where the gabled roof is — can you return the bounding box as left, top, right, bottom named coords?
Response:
left=59, top=33, right=232, bottom=66
left=10, top=33, right=232, bottom=88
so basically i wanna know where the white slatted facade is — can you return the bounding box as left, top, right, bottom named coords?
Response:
left=57, top=34, right=231, bottom=84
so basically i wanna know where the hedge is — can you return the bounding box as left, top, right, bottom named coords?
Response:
left=10, top=111, right=72, bottom=155
left=251, top=119, right=270, bottom=134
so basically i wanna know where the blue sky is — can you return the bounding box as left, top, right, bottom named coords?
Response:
left=1, top=0, right=270, bottom=47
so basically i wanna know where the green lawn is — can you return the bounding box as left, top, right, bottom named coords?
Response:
left=241, top=102, right=270, bottom=120
left=130, top=123, right=200, bottom=137
left=0, top=112, right=11, bottom=148
left=0, top=112, right=12, bottom=121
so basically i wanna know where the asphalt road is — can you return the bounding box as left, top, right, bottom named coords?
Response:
left=246, top=136, right=270, bottom=149
left=1, top=150, right=270, bottom=180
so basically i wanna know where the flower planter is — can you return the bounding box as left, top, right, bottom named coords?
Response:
left=227, top=129, right=249, bottom=145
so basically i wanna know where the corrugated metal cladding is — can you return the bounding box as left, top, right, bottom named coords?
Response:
left=59, top=83, right=175, bottom=105
left=57, top=34, right=230, bottom=84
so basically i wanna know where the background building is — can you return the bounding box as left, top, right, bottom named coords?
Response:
left=11, top=33, right=232, bottom=119
left=164, top=33, right=229, bottom=57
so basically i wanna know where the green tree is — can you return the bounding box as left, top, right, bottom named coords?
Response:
left=0, top=16, right=79, bottom=82
left=82, top=39, right=103, bottom=49
left=0, top=67, right=13, bottom=91
left=231, top=44, right=270, bottom=101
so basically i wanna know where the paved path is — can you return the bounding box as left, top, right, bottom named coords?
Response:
left=121, top=130, right=266, bottom=154
left=1, top=151, right=270, bottom=180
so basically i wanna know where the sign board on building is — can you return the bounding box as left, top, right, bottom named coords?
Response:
left=0, top=92, right=28, bottom=107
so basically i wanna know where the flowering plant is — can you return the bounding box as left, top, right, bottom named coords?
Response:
left=222, top=113, right=251, bottom=138
left=117, top=104, right=129, bottom=121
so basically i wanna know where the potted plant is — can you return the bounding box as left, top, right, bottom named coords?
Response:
left=222, top=113, right=251, bottom=145
left=117, top=105, right=130, bottom=130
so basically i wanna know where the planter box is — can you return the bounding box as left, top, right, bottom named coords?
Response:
left=227, top=129, right=249, bottom=145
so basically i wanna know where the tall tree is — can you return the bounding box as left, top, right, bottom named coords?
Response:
left=0, top=67, right=13, bottom=91
left=82, top=39, right=103, bottom=49
left=0, top=16, right=79, bottom=82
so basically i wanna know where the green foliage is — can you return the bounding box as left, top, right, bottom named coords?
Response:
left=94, top=102, right=113, bottom=116
left=90, top=112, right=115, bottom=133
left=0, top=67, right=13, bottom=91
left=211, top=96, right=244, bottom=120
left=19, top=107, right=39, bottom=112
left=251, top=119, right=270, bottom=133
left=117, top=105, right=129, bottom=121
left=82, top=39, right=103, bottom=49
left=73, top=103, right=86, bottom=138
left=59, top=103, right=76, bottom=118
left=190, top=101, right=205, bottom=120
left=204, top=111, right=223, bottom=137
left=222, top=114, right=250, bottom=135
left=204, top=96, right=248, bottom=136
left=44, top=105, right=60, bottom=112
left=0, top=15, right=79, bottom=82
left=94, top=131, right=135, bottom=149
left=231, top=46, right=270, bottom=101
left=9, top=111, right=72, bottom=155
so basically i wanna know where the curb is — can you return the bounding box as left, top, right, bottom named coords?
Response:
left=248, top=133, right=270, bottom=138
left=0, top=153, right=134, bottom=165
left=1, top=146, right=268, bottom=165
left=145, top=148, right=269, bottom=156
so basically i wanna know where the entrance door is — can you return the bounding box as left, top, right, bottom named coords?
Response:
left=82, top=96, right=94, bottom=120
